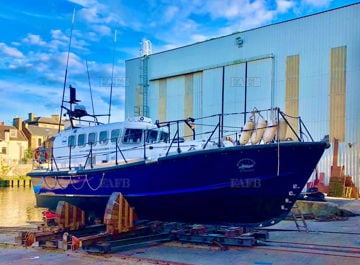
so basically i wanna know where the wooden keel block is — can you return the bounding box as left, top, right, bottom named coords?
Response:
left=55, top=201, right=86, bottom=231
left=103, top=192, right=136, bottom=234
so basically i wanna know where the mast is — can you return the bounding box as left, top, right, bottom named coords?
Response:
left=86, top=59, right=96, bottom=117
left=58, top=8, right=76, bottom=132
left=108, top=30, right=117, bottom=123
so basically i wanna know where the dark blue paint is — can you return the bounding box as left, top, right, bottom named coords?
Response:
left=29, top=141, right=327, bottom=226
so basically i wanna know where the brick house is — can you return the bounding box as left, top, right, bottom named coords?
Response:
left=13, top=113, right=64, bottom=150
left=0, top=122, right=28, bottom=164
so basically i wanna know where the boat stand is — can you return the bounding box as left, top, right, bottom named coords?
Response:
left=18, top=202, right=88, bottom=248
left=18, top=192, right=269, bottom=252
left=173, top=225, right=269, bottom=249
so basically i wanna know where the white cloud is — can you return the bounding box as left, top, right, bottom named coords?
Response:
left=58, top=52, right=85, bottom=74
left=154, top=1, right=274, bottom=40
left=303, top=0, right=332, bottom=8
left=67, top=0, right=98, bottom=8
left=191, top=34, right=209, bottom=43
left=22, top=34, right=47, bottom=46
left=201, top=0, right=267, bottom=20
left=91, top=24, right=112, bottom=37
left=0, top=79, right=62, bottom=124
left=77, top=6, right=99, bottom=23
left=51, top=29, right=68, bottom=41
left=162, top=6, right=180, bottom=23
left=0, top=43, right=24, bottom=58
left=277, top=0, right=295, bottom=13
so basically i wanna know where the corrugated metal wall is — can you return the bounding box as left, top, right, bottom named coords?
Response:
left=285, top=55, right=299, bottom=140
left=158, top=79, right=167, bottom=122
left=135, top=85, right=143, bottom=116
left=184, top=74, right=194, bottom=139
left=329, top=46, right=346, bottom=142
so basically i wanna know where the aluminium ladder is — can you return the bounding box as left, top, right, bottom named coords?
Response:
left=291, top=202, right=309, bottom=232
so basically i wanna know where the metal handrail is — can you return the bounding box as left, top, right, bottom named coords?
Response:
left=34, top=108, right=315, bottom=171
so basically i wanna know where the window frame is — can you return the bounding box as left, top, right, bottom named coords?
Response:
left=122, top=128, right=143, bottom=144
left=110, top=129, right=121, bottom=144
left=99, top=130, right=108, bottom=145
left=77, top=133, right=87, bottom=147
left=159, top=131, right=169, bottom=143
left=88, top=132, right=97, bottom=146
left=68, top=135, right=76, bottom=148
left=146, top=130, right=158, bottom=143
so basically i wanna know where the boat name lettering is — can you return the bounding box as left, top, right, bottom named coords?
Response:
left=236, top=158, right=256, bottom=172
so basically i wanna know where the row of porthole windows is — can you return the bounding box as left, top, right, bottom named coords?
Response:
left=67, top=129, right=122, bottom=148
left=67, top=128, right=168, bottom=148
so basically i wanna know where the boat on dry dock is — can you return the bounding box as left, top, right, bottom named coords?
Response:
left=27, top=88, right=329, bottom=227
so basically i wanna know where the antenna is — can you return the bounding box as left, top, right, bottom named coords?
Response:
left=58, top=8, right=76, bottom=132
left=108, top=30, right=117, bottom=123
left=85, top=59, right=96, bottom=117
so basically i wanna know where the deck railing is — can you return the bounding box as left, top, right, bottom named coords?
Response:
left=33, top=108, right=313, bottom=171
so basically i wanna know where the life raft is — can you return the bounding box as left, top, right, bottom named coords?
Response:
left=34, top=147, right=49, bottom=163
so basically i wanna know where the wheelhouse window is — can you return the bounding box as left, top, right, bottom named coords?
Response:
left=146, top=130, right=158, bottom=143
left=111, top=129, right=121, bottom=144
left=99, top=131, right=108, bottom=144
left=88, top=132, right=97, bottom=146
left=123, top=129, right=143, bottom=144
left=68, top=135, right=76, bottom=148
left=159, top=131, right=169, bottom=143
left=78, top=134, right=86, bottom=147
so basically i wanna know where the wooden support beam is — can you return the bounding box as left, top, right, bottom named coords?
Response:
left=19, top=230, right=61, bottom=247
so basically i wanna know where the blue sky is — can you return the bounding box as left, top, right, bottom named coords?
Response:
left=0, top=0, right=358, bottom=125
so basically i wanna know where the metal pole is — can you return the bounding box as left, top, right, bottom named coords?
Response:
left=271, top=55, right=275, bottom=109
left=59, top=8, right=76, bottom=132
left=244, top=61, right=248, bottom=125
left=221, top=66, right=225, bottom=138
left=108, top=30, right=117, bottom=123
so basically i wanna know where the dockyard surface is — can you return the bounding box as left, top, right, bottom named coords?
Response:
left=1, top=198, right=359, bottom=265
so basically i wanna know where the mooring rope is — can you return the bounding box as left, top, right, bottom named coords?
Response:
left=86, top=172, right=105, bottom=191
left=70, top=174, right=86, bottom=190
left=42, top=175, right=58, bottom=190
left=56, top=176, right=68, bottom=190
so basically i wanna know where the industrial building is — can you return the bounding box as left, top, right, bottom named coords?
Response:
left=125, top=4, right=360, bottom=194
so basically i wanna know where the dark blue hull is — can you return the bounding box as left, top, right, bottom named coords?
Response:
left=29, top=141, right=327, bottom=226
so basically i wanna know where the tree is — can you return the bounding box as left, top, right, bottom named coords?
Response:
left=0, top=158, right=11, bottom=178
left=22, top=148, right=34, bottom=163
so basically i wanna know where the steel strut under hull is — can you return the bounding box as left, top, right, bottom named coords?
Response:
left=29, top=141, right=328, bottom=227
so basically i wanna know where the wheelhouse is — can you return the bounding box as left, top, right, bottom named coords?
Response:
left=60, top=121, right=169, bottom=150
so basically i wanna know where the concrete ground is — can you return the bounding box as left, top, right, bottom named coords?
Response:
left=0, top=198, right=359, bottom=265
